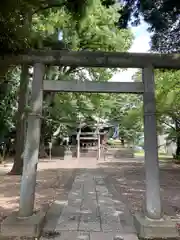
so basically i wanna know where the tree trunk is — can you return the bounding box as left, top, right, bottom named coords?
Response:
left=176, top=120, right=180, bottom=157
left=0, top=67, right=10, bottom=83
left=9, top=65, right=29, bottom=175
left=39, top=143, right=48, bottom=158
left=176, top=138, right=180, bottom=157
left=121, top=137, right=125, bottom=147
left=175, top=119, right=180, bottom=158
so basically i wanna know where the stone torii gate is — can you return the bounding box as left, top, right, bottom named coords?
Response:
left=1, top=51, right=180, bottom=238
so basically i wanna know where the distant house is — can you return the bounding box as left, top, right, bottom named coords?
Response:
left=136, top=134, right=176, bottom=156
left=158, top=135, right=176, bottom=155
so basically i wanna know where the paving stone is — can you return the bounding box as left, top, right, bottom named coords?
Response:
left=55, top=232, right=78, bottom=240
left=77, top=232, right=90, bottom=240
left=98, top=198, right=114, bottom=205
left=56, top=205, right=80, bottom=231
left=101, top=222, right=124, bottom=232
left=90, top=232, right=125, bottom=240
left=55, top=219, right=79, bottom=231
left=99, top=206, right=117, bottom=217
left=81, top=212, right=100, bottom=220
left=43, top=171, right=138, bottom=239
left=120, top=234, right=139, bottom=240
left=55, top=231, right=90, bottom=240
left=79, top=212, right=101, bottom=231
left=68, top=201, right=82, bottom=208
left=96, top=187, right=108, bottom=193
left=69, top=192, right=82, bottom=197
left=81, top=204, right=99, bottom=216
left=120, top=225, right=137, bottom=234
left=62, top=205, right=81, bottom=213
left=84, top=195, right=97, bottom=200
left=79, top=221, right=101, bottom=231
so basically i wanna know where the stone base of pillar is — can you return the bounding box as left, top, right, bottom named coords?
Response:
left=0, top=210, right=46, bottom=238
left=133, top=212, right=179, bottom=239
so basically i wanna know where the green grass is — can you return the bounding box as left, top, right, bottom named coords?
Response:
left=107, top=139, right=122, bottom=145
left=135, top=151, right=173, bottom=162
left=135, top=151, right=144, bottom=157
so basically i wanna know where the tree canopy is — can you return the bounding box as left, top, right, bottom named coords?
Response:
left=1, top=0, right=180, bottom=172
left=0, top=0, right=119, bottom=54
left=2, top=0, right=180, bottom=54
left=0, top=0, right=136, bottom=170
left=115, top=0, right=180, bottom=53
left=132, top=68, right=180, bottom=157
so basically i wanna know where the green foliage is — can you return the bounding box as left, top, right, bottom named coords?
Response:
left=118, top=0, right=180, bottom=32
left=151, top=25, right=180, bottom=53
left=0, top=0, right=135, bottom=150
left=0, top=0, right=103, bottom=53
left=155, top=70, right=180, bottom=120
left=32, top=1, right=133, bottom=51
left=155, top=69, right=180, bottom=157
left=0, top=68, right=20, bottom=138
left=1, top=0, right=179, bottom=54
left=98, top=94, right=143, bottom=144
left=31, top=1, right=133, bottom=143
left=0, top=0, right=133, bottom=54
left=131, top=68, right=180, bottom=154
left=108, top=0, right=180, bottom=53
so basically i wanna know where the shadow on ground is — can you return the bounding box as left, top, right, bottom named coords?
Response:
left=100, top=161, right=180, bottom=218
left=1, top=159, right=180, bottom=223
left=0, top=161, right=76, bottom=222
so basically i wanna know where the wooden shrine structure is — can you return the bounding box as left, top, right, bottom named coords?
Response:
left=73, top=121, right=111, bottom=160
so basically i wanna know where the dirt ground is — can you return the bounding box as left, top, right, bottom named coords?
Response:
left=1, top=157, right=180, bottom=224
left=0, top=158, right=78, bottom=223
left=100, top=161, right=180, bottom=220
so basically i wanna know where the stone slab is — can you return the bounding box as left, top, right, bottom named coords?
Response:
left=101, top=222, right=124, bottom=233
left=90, top=232, right=138, bottom=240
left=120, top=234, right=139, bottom=240
left=0, top=210, right=46, bottom=238
left=56, top=218, right=79, bottom=231
left=41, top=172, right=139, bottom=239
left=54, top=231, right=90, bottom=240
left=79, top=220, right=101, bottom=231
left=90, top=232, right=115, bottom=240
left=43, top=199, right=68, bottom=232
left=133, top=212, right=179, bottom=239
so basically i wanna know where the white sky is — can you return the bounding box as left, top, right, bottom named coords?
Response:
left=110, top=21, right=151, bottom=82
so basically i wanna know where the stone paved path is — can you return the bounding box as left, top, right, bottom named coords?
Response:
left=42, top=170, right=138, bottom=240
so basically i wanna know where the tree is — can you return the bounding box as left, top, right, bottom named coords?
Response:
left=0, top=68, right=20, bottom=160
left=1, top=0, right=179, bottom=58
left=9, top=0, right=133, bottom=174
left=106, top=94, right=143, bottom=145
left=0, top=0, right=103, bottom=85
left=132, top=68, right=180, bottom=158
left=151, top=23, right=180, bottom=53
left=9, top=65, right=30, bottom=174
left=0, top=0, right=94, bottom=54
left=111, top=0, right=180, bottom=53
left=117, top=0, right=179, bottom=31
left=155, top=70, right=180, bottom=158
left=0, top=0, right=123, bottom=55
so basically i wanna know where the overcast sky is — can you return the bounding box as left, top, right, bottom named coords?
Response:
left=110, top=21, right=151, bottom=82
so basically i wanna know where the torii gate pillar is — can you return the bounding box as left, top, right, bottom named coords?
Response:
left=19, top=63, right=45, bottom=217
left=143, top=66, right=162, bottom=219
left=133, top=67, right=178, bottom=238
